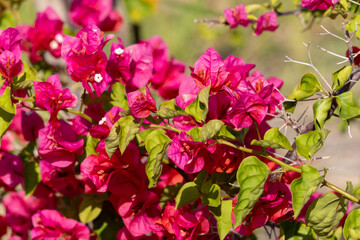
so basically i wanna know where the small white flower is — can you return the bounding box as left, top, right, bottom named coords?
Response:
left=114, top=47, right=124, bottom=55
left=49, top=40, right=59, bottom=50
left=92, top=28, right=98, bottom=32
left=99, top=117, right=107, bottom=125
left=94, top=74, right=103, bottom=83
left=55, top=33, right=64, bottom=43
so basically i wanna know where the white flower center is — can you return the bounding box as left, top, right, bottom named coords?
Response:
left=49, top=40, right=59, bottom=50
left=114, top=47, right=124, bottom=55
left=94, top=74, right=103, bottom=83
left=99, top=117, right=107, bottom=125
left=55, top=33, right=64, bottom=43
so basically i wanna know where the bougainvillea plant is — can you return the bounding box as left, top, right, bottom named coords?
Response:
left=1, top=0, right=360, bottom=239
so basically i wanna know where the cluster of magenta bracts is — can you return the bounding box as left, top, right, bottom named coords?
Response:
left=223, top=0, right=339, bottom=34
left=0, top=1, right=347, bottom=240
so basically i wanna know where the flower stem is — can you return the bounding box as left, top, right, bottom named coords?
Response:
left=148, top=124, right=182, bottom=133
left=217, top=139, right=360, bottom=204
left=13, top=96, right=35, bottom=103
left=63, top=109, right=93, bottom=123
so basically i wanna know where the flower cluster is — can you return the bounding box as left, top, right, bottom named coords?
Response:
left=224, top=5, right=278, bottom=35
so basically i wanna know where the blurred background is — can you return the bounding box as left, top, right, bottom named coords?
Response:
left=11, top=0, right=360, bottom=189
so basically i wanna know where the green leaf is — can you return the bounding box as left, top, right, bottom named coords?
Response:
left=79, top=193, right=108, bottom=224
left=12, top=62, right=41, bottom=90
left=217, top=125, right=248, bottom=142
left=280, top=221, right=317, bottom=240
left=305, top=192, right=348, bottom=237
left=104, top=121, right=120, bottom=158
left=313, top=98, right=332, bottom=130
left=340, top=0, right=348, bottom=10
left=346, top=15, right=360, bottom=39
left=85, top=135, right=100, bottom=157
left=332, top=66, right=352, bottom=91
left=343, top=208, right=360, bottom=240
left=175, top=182, right=200, bottom=209
left=201, top=183, right=221, bottom=207
left=136, top=128, right=154, bottom=147
left=335, top=91, right=360, bottom=120
left=110, top=82, right=129, bottom=109
left=156, top=99, right=186, bottom=119
left=118, top=116, right=140, bottom=154
left=251, top=127, right=293, bottom=150
left=19, top=142, right=36, bottom=162
left=186, top=126, right=202, bottom=142
left=285, top=73, right=322, bottom=113
left=145, top=129, right=171, bottom=188
left=213, top=200, right=233, bottom=240
left=234, top=156, right=270, bottom=228
left=0, top=86, right=16, bottom=138
left=295, top=129, right=330, bottom=160
left=200, top=120, right=225, bottom=142
left=185, top=86, right=210, bottom=123
left=290, top=165, right=324, bottom=219
left=24, top=161, right=41, bottom=197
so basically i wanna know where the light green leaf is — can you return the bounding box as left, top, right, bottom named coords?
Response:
left=251, top=127, right=293, bottom=150
left=187, top=126, right=202, bottom=142
left=145, top=129, right=171, bottom=188
left=340, top=0, right=348, bottom=9
left=156, top=99, right=186, bottom=119
left=343, top=208, right=360, bottom=240
left=110, top=82, right=129, bottom=109
left=79, top=193, right=108, bottom=224
left=234, top=156, right=270, bottom=228
left=295, top=129, right=330, bottom=160
left=335, top=91, right=360, bottom=120
left=118, top=116, right=140, bottom=154
left=185, top=86, right=210, bottom=123
left=280, top=221, right=317, bottom=240
left=175, top=182, right=200, bottom=209
left=159, top=183, right=182, bottom=209
left=285, top=73, right=322, bottom=113
left=136, top=128, right=154, bottom=147
left=12, top=62, right=40, bottom=90
left=313, top=98, right=332, bottom=130
left=24, top=161, right=41, bottom=197
left=306, top=192, right=348, bottom=237
left=0, top=86, right=16, bottom=138
left=124, top=0, right=157, bottom=23
left=346, top=15, right=360, bottom=39
left=214, top=200, right=233, bottom=240
left=104, top=121, right=120, bottom=158
left=200, top=120, right=225, bottom=142
left=332, top=66, right=352, bottom=91
left=85, top=135, right=100, bottom=157
left=290, top=165, right=324, bottom=219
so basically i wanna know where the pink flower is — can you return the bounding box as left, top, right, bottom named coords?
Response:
left=190, top=48, right=229, bottom=93
left=38, top=120, right=83, bottom=168
left=34, top=74, right=77, bottom=122
left=89, top=106, right=123, bottom=139
left=18, top=7, right=64, bottom=62
left=39, top=161, right=83, bottom=196
left=0, top=152, right=23, bottom=189
left=302, top=0, right=338, bottom=10
left=226, top=91, right=268, bottom=129
left=69, top=0, right=123, bottom=32
left=167, top=132, right=210, bottom=174
left=31, top=209, right=90, bottom=240
left=224, top=5, right=250, bottom=29
left=107, top=39, right=154, bottom=91
left=20, top=109, right=44, bottom=142
left=156, top=205, right=210, bottom=240
left=127, top=86, right=157, bottom=119
left=61, top=25, right=113, bottom=98
left=254, top=12, right=278, bottom=36
left=208, top=141, right=242, bottom=173
left=4, top=188, right=57, bottom=239
left=0, top=28, right=22, bottom=60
